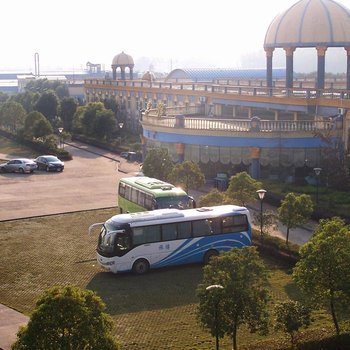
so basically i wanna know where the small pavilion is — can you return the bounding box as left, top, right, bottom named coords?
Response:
left=111, top=51, right=134, bottom=80
left=264, top=0, right=350, bottom=90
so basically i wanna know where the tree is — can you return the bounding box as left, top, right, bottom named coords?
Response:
left=59, top=97, right=78, bottom=131
left=293, top=217, right=350, bottom=336
left=0, top=91, right=9, bottom=103
left=197, top=247, right=269, bottom=350
left=277, top=193, right=314, bottom=245
left=35, top=91, right=59, bottom=122
left=168, top=160, right=205, bottom=193
left=94, top=109, right=117, bottom=140
left=12, top=285, right=120, bottom=350
left=198, top=189, right=228, bottom=207
left=0, top=101, right=26, bottom=132
left=10, top=91, right=39, bottom=113
left=274, top=300, right=311, bottom=349
left=23, top=111, right=47, bottom=139
left=253, top=209, right=278, bottom=238
left=81, top=102, right=104, bottom=136
left=142, top=148, right=174, bottom=182
left=225, top=171, right=262, bottom=207
left=32, top=118, right=53, bottom=139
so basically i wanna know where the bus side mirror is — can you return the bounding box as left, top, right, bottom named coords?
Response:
left=189, top=196, right=196, bottom=208
left=88, top=222, right=104, bottom=235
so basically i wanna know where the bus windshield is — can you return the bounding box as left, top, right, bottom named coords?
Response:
left=99, top=223, right=130, bottom=254
left=155, top=195, right=191, bottom=209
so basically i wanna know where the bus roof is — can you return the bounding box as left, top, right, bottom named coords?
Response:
left=107, top=205, right=251, bottom=226
left=119, top=176, right=187, bottom=197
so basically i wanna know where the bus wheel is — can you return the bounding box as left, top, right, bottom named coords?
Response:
left=204, top=250, right=219, bottom=265
left=132, top=259, right=149, bottom=275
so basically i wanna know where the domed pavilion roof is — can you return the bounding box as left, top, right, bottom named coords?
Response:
left=112, top=51, right=134, bottom=66
left=264, top=0, right=350, bottom=49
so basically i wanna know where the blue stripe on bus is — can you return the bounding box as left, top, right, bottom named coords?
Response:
left=152, top=232, right=251, bottom=268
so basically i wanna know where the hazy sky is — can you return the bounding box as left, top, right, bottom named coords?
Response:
left=2, top=0, right=350, bottom=73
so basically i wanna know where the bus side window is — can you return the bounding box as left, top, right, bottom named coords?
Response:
left=131, top=188, right=138, bottom=203
left=138, top=191, right=145, bottom=207
left=192, top=219, right=212, bottom=237
left=177, top=222, right=191, bottom=239
left=144, top=194, right=154, bottom=210
left=209, top=218, right=221, bottom=234
left=119, top=183, right=126, bottom=197
left=222, top=215, right=248, bottom=233
left=132, top=225, right=161, bottom=245
left=161, top=223, right=177, bottom=241
left=125, top=185, right=131, bottom=201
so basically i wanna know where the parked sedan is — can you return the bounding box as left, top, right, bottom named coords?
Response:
left=0, top=158, right=37, bottom=174
left=35, top=155, right=64, bottom=172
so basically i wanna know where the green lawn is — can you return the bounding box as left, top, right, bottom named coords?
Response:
left=0, top=135, right=37, bottom=160
left=0, top=209, right=343, bottom=349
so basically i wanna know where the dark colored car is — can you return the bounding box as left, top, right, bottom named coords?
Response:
left=35, top=155, right=64, bottom=172
left=0, top=158, right=37, bottom=174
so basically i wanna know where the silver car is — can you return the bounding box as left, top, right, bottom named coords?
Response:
left=0, top=158, right=37, bottom=174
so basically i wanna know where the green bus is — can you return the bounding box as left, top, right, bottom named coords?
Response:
left=118, top=176, right=196, bottom=213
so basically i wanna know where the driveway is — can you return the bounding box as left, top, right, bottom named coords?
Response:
left=0, top=141, right=140, bottom=221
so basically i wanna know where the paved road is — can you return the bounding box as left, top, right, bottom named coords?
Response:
left=0, top=141, right=140, bottom=221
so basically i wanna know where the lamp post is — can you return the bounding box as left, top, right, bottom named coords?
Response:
left=313, top=167, right=322, bottom=208
left=256, top=189, right=267, bottom=241
left=206, top=284, right=224, bottom=350
left=58, top=127, right=64, bottom=149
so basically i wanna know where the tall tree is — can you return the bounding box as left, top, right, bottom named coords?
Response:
left=59, top=97, right=78, bottom=131
left=0, top=100, right=26, bottom=132
left=24, top=111, right=47, bottom=139
left=32, top=118, right=53, bottom=139
left=225, top=171, right=262, bottom=207
left=81, top=102, right=104, bottom=136
left=293, top=217, right=350, bottom=336
left=10, top=91, right=39, bottom=113
left=278, top=193, right=314, bottom=245
left=35, top=91, right=59, bottom=122
left=12, top=285, right=120, bottom=350
left=168, top=160, right=205, bottom=193
left=94, top=109, right=117, bottom=140
left=197, top=247, right=269, bottom=350
left=142, top=148, right=174, bottom=182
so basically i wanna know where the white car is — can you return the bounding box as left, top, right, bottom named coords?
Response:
left=0, top=158, right=37, bottom=174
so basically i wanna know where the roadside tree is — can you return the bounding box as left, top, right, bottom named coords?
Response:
left=197, top=247, right=269, bottom=350
left=293, top=217, right=350, bottom=336
left=35, top=91, right=59, bottom=122
left=81, top=102, right=104, bottom=136
left=59, top=97, right=78, bottom=131
left=32, top=118, right=53, bottom=139
left=168, top=160, right=205, bottom=193
left=225, top=171, right=262, bottom=207
left=23, top=111, right=46, bottom=139
left=142, top=148, right=174, bottom=182
left=274, top=300, right=311, bottom=349
left=12, top=285, right=120, bottom=350
left=94, top=109, right=117, bottom=140
left=277, top=193, right=313, bottom=245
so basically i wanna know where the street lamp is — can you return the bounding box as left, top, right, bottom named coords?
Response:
left=118, top=122, right=124, bottom=129
left=58, top=127, right=64, bottom=149
left=206, top=284, right=224, bottom=350
left=313, top=167, right=322, bottom=208
left=256, top=189, right=267, bottom=241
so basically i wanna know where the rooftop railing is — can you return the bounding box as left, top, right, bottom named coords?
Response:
left=85, top=79, right=350, bottom=100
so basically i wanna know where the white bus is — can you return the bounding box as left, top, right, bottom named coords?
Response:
left=89, top=205, right=252, bottom=274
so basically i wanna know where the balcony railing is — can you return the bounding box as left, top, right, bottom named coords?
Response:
left=142, top=114, right=338, bottom=133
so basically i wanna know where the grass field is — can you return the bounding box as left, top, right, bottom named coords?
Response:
left=0, top=209, right=342, bottom=349
left=0, top=136, right=36, bottom=160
